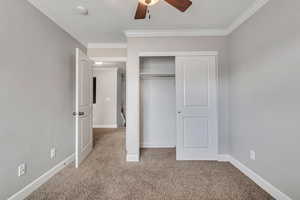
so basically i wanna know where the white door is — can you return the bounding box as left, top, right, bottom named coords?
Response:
left=75, top=48, right=93, bottom=168
left=176, top=56, right=218, bottom=160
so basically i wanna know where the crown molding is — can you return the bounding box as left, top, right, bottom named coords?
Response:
left=28, top=0, right=270, bottom=42
left=90, top=57, right=127, bottom=62
left=125, top=0, right=270, bottom=38
left=87, top=43, right=127, bottom=49
left=124, top=29, right=228, bottom=38
left=226, top=0, right=270, bottom=34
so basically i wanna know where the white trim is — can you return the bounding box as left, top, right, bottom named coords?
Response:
left=177, top=155, right=218, bottom=161
left=87, top=43, right=127, bottom=49
left=141, top=144, right=176, bottom=148
left=93, top=124, right=118, bottom=128
left=28, top=0, right=270, bottom=43
left=226, top=0, right=270, bottom=33
left=217, top=154, right=231, bottom=162
left=90, top=57, right=127, bottom=62
left=216, top=154, right=292, bottom=199
left=93, top=67, right=119, bottom=71
left=124, top=29, right=228, bottom=38
left=220, top=155, right=292, bottom=200
left=126, top=154, right=139, bottom=162
left=8, top=154, right=74, bottom=200
left=139, top=51, right=218, bottom=57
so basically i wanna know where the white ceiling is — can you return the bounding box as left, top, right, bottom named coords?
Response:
left=27, top=0, right=256, bottom=44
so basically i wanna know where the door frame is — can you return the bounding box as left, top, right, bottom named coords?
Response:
left=137, top=51, right=219, bottom=160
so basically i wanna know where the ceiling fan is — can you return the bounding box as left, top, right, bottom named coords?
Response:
left=135, top=0, right=192, bottom=19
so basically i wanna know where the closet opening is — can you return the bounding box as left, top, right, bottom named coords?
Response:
left=140, top=56, right=177, bottom=159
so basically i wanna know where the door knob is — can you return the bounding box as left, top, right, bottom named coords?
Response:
left=79, top=112, right=85, bottom=116
left=72, top=112, right=85, bottom=116
left=177, top=111, right=182, bottom=114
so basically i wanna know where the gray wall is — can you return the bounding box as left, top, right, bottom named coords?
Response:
left=228, top=0, right=300, bottom=199
left=0, top=0, right=86, bottom=199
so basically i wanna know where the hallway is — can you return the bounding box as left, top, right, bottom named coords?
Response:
left=27, top=129, right=272, bottom=200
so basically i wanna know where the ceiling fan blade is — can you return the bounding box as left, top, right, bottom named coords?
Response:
left=164, top=0, right=192, bottom=12
left=135, top=2, right=148, bottom=19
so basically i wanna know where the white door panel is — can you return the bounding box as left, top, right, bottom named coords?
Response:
left=75, top=48, right=93, bottom=168
left=176, top=56, right=218, bottom=160
left=183, top=59, right=209, bottom=107
left=183, top=117, right=208, bottom=148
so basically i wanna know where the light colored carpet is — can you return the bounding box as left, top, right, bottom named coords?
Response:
left=27, top=128, right=273, bottom=200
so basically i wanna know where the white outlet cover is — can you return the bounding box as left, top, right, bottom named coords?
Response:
left=250, top=150, right=256, bottom=160
left=18, top=163, right=26, bottom=176
left=50, top=148, right=56, bottom=159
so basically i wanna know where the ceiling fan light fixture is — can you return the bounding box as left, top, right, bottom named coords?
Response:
left=138, top=0, right=160, bottom=6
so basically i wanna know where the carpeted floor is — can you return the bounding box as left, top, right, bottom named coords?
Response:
left=27, top=128, right=273, bottom=200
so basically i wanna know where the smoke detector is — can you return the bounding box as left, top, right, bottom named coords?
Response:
left=74, top=6, right=89, bottom=15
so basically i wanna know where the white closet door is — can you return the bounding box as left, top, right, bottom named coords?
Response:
left=176, top=56, right=218, bottom=160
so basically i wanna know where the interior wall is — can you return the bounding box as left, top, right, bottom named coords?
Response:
left=140, top=57, right=176, bottom=148
left=88, top=48, right=127, bottom=58
left=126, top=36, right=229, bottom=159
left=0, top=0, right=86, bottom=199
left=93, top=68, right=118, bottom=127
left=228, top=0, right=300, bottom=199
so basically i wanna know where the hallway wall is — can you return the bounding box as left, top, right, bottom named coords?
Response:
left=0, top=0, right=86, bottom=199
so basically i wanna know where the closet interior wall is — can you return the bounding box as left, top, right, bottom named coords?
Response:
left=140, top=57, right=176, bottom=148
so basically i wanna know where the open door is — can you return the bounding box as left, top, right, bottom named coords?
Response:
left=176, top=56, right=218, bottom=160
left=74, top=48, right=93, bottom=168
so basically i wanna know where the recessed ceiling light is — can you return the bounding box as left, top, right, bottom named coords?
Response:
left=74, top=6, right=89, bottom=15
left=95, top=61, right=104, bottom=65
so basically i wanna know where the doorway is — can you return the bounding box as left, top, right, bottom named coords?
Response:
left=75, top=48, right=127, bottom=167
left=92, top=61, right=127, bottom=159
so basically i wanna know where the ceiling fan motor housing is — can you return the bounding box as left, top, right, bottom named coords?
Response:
left=135, top=0, right=192, bottom=19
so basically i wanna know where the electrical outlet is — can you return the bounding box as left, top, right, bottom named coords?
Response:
left=18, top=163, right=26, bottom=177
left=50, top=148, right=56, bottom=159
left=250, top=150, right=256, bottom=160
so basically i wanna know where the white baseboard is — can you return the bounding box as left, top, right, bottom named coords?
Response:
left=93, top=124, right=118, bottom=128
left=126, top=154, right=139, bottom=162
left=7, top=152, right=291, bottom=200
left=141, top=144, right=176, bottom=148
left=217, top=154, right=231, bottom=162
left=8, top=154, right=74, bottom=200
left=221, top=155, right=292, bottom=200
